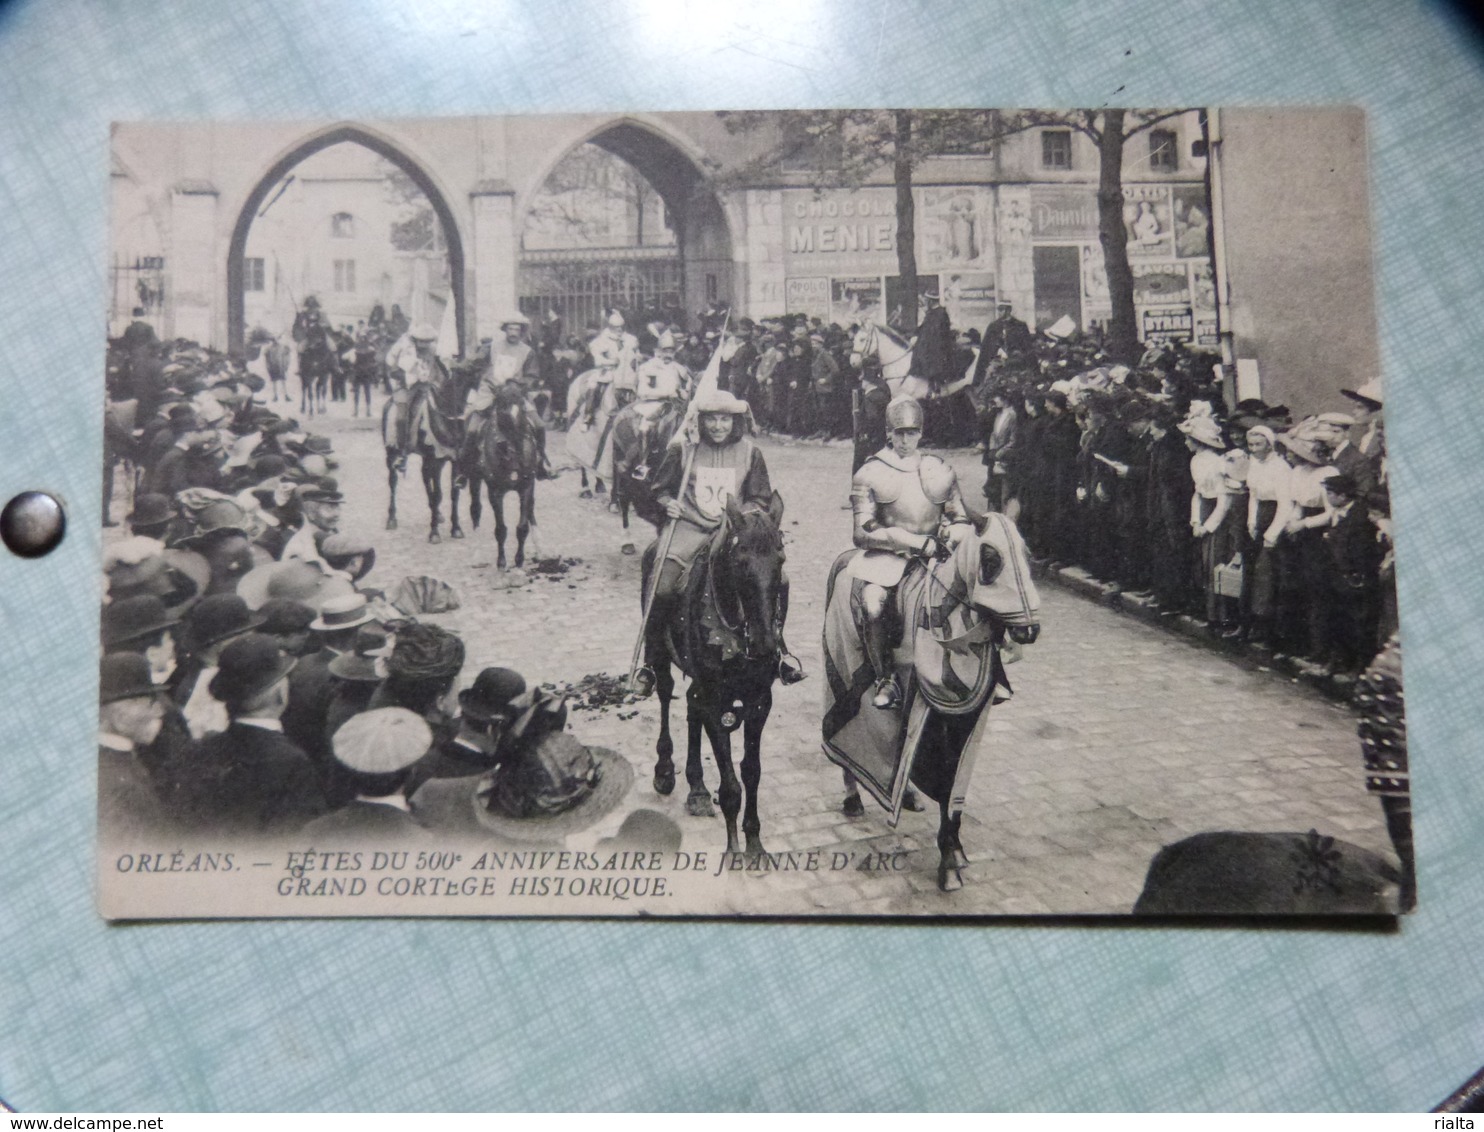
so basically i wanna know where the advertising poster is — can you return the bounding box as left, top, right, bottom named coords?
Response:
left=830, top=275, right=883, bottom=325
left=1080, top=243, right=1110, bottom=305
left=1173, top=183, right=1212, bottom=259
left=781, top=187, right=899, bottom=277
left=1030, top=186, right=1100, bottom=242
left=784, top=276, right=831, bottom=321
left=1190, top=260, right=1216, bottom=313
left=1123, top=183, right=1175, bottom=259
left=942, top=270, right=997, bottom=331
left=1141, top=305, right=1195, bottom=343
left=917, top=186, right=994, bottom=272
left=1131, top=260, right=1191, bottom=306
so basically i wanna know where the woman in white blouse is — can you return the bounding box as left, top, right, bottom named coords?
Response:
left=1276, top=432, right=1338, bottom=661
left=1243, top=426, right=1292, bottom=646
left=1178, top=413, right=1232, bottom=627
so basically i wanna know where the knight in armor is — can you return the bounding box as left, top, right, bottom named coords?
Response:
left=578, top=310, right=639, bottom=428
left=628, top=330, right=692, bottom=475
left=845, top=395, right=975, bottom=709
left=458, top=313, right=554, bottom=481
left=632, top=389, right=791, bottom=697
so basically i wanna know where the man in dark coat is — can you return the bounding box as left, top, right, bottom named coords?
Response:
left=720, top=319, right=759, bottom=402
left=402, top=667, right=530, bottom=798
left=909, top=290, right=956, bottom=388
left=971, top=301, right=1035, bottom=385
left=1320, top=472, right=1384, bottom=674
left=98, top=653, right=173, bottom=839
left=179, top=633, right=327, bottom=835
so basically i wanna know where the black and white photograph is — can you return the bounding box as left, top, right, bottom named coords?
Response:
left=98, top=107, right=1409, bottom=919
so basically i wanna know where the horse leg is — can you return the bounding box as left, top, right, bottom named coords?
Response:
left=449, top=464, right=464, bottom=539
left=684, top=689, right=714, bottom=818
left=842, top=769, right=865, bottom=817
left=492, top=485, right=508, bottom=570
left=468, top=474, right=483, bottom=531
left=385, top=451, right=399, bottom=531
left=579, top=468, right=592, bottom=500
left=514, top=480, right=532, bottom=567
left=741, top=691, right=771, bottom=859
left=653, top=660, right=675, bottom=795
left=619, top=490, right=636, bottom=556
left=425, top=457, right=443, bottom=544
left=707, top=714, right=743, bottom=856
left=937, top=796, right=964, bottom=893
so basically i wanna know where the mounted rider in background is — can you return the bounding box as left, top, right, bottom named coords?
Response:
left=458, top=312, right=554, bottom=482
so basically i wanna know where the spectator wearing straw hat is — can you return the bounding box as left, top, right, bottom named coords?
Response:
left=299, top=708, right=436, bottom=841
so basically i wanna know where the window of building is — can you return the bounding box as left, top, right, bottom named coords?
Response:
left=244, top=257, right=265, bottom=292
left=331, top=212, right=355, bottom=239
left=1149, top=129, right=1178, bottom=172
left=1041, top=129, right=1072, bottom=170
left=333, top=259, right=356, bottom=292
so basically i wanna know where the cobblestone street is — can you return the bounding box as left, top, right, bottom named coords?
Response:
left=310, top=402, right=1392, bottom=915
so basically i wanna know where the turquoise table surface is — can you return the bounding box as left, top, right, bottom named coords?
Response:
left=2, top=0, right=1482, bottom=1111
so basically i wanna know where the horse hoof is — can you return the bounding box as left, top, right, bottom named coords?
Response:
left=842, top=794, right=865, bottom=818
left=685, top=790, right=715, bottom=818
left=653, top=767, right=676, bottom=796
left=902, top=788, right=925, bottom=813
left=745, top=835, right=766, bottom=860
left=429, top=532, right=442, bottom=545
left=620, top=542, right=636, bottom=556
left=579, top=489, right=593, bottom=500
left=938, top=864, right=964, bottom=893
left=497, top=557, right=507, bottom=571
left=514, top=553, right=525, bottom=568
left=386, top=518, right=398, bottom=530
left=451, top=528, right=465, bottom=540
left=951, top=847, right=970, bottom=870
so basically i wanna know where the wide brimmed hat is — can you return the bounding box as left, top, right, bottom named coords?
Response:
left=1341, top=378, right=1384, bottom=410
left=172, top=499, right=250, bottom=547
left=331, top=707, right=432, bottom=774
left=1277, top=433, right=1327, bottom=465
left=99, top=653, right=164, bottom=704
left=182, top=593, right=263, bottom=652
left=1178, top=414, right=1226, bottom=449
left=1314, top=411, right=1357, bottom=430
left=208, top=633, right=296, bottom=704
left=326, top=624, right=392, bottom=682
left=692, top=389, right=750, bottom=415
left=499, top=312, right=531, bottom=328
left=236, top=559, right=355, bottom=611
left=409, top=322, right=438, bottom=341
left=309, top=592, right=376, bottom=632
left=102, top=595, right=180, bottom=648
left=257, top=598, right=317, bottom=636
left=473, top=736, right=634, bottom=842
left=459, top=667, right=528, bottom=723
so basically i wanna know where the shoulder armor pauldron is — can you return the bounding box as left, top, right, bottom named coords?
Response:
left=854, top=458, right=902, bottom=504
left=919, top=455, right=957, bottom=505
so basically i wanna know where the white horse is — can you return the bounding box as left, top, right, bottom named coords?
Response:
left=850, top=321, right=978, bottom=402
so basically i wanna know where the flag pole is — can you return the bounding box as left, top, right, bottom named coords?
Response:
left=626, top=313, right=729, bottom=692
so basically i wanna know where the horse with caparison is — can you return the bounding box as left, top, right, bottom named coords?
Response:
left=462, top=381, right=543, bottom=569
left=564, top=368, right=628, bottom=499
left=381, top=356, right=473, bottom=543
left=607, top=397, right=687, bottom=554
left=642, top=492, right=789, bottom=859
left=821, top=509, right=1041, bottom=891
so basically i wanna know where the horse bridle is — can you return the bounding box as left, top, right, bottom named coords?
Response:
left=709, top=509, right=785, bottom=659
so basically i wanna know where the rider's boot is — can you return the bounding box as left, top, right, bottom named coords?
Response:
left=865, top=616, right=900, bottom=710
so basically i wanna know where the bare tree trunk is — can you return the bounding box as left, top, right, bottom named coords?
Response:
left=893, top=110, right=918, bottom=332
left=1097, top=109, right=1139, bottom=363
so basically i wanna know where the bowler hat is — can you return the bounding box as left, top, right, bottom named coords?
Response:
left=459, top=667, right=528, bottom=723
left=183, top=594, right=263, bottom=652
left=474, top=735, right=634, bottom=842
left=300, top=477, right=344, bottom=504
left=208, top=633, right=296, bottom=704
left=102, top=595, right=180, bottom=649
left=257, top=598, right=317, bottom=636
left=99, top=653, right=163, bottom=704
left=326, top=624, right=392, bottom=682
left=331, top=707, right=432, bottom=774
left=127, top=493, right=174, bottom=530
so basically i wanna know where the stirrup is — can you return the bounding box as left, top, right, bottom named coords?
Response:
left=630, top=666, right=656, bottom=697
left=871, top=675, right=901, bottom=710
left=778, top=653, right=806, bottom=685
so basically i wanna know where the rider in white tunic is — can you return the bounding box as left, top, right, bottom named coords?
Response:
left=579, top=310, right=639, bottom=428
left=844, top=395, right=974, bottom=709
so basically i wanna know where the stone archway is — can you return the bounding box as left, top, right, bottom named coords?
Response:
left=225, top=125, right=466, bottom=355
left=518, top=117, right=735, bottom=326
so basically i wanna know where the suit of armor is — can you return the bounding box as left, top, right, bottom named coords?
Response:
left=634, top=356, right=689, bottom=403
left=849, top=447, right=974, bottom=702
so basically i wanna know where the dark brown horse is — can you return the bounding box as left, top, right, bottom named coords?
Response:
left=382, top=358, right=473, bottom=543
left=642, top=493, right=788, bottom=858
left=463, top=383, right=542, bottom=569
left=609, top=399, right=684, bottom=553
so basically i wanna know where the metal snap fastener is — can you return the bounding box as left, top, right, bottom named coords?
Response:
left=1, top=491, right=66, bottom=558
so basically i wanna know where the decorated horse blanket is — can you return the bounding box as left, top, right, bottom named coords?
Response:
left=564, top=369, right=622, bottom=482
left=821, top=511, right=1039, bottom=820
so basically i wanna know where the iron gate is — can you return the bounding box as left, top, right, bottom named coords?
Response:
left=519, top=246, right=682, bottom=334
left=111, top=254, right=167, bottom=328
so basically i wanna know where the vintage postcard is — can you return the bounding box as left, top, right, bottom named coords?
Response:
left=99, top=107, right=1409, bottom=919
